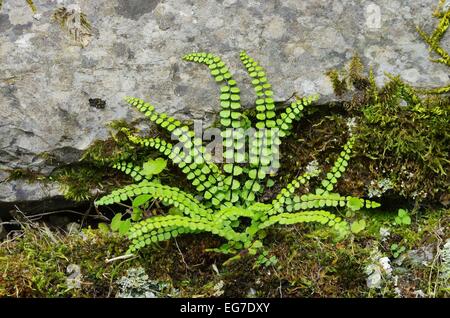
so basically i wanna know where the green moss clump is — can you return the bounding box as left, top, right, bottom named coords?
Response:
left=325, top=69, right=348, bottom=97
left=49, top=164, right=117, bottom=202
left=5, top=168, right=46, bottom=183
left=0, top=225, right=129, bottom=297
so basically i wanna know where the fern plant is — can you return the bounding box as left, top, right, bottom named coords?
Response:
left=95, top=51, right=380, bottom=257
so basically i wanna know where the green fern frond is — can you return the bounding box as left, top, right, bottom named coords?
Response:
left=238, top=51, right=282, bottom=203
left=111, top=161, right=145, bottom=182
left=124, top=96, right=228, bottom=205
left=184, top=52, right=246, bottom=205
left=276, top=95, right=319, bottom=138
left=96, top=180, right=212, bottom=218
left=282, top=193, right=380, bottom=213
left=125, top=97, right=182, bottom=133
left=183, top=53, right=243, bottom=129
left=240, top=51, right=276, bottom=129
left=268, top=169, right=321, bottom=215
left=318, top=137, right=355, bottom=193
left=183, top=53, right=236, bottom=87
left=260, top=210, right=342, bottom=229
left=121, top=129, right=174, bottom=157
left=127, top=214, right=246, bottom=253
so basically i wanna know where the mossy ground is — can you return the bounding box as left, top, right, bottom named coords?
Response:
left=1, top=207, right=448, bottom=298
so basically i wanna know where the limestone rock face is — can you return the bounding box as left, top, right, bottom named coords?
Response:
left=0, top=0, right=447, bottom=209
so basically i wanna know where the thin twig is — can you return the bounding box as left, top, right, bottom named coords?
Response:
left=116, top=202, right=132, bottom=209
left=105, top=254, right=135, bottom=263
left=174, top=238, right=191, bottom=272
left=0, top=221, right=21, bottom=227
left=80, top=202, right=95, bottom=227
left=19, top=209, right=109, bottom=221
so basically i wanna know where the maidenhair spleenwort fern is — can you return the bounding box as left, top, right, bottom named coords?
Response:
left=95, top=51, right=380, bottom=258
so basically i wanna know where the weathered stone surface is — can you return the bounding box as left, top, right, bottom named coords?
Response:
left=0, top=0, right=448, bottom=207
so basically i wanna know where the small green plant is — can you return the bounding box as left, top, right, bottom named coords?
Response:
left=110, top=213, right=132, bottom=236
left=255, top=250, right=278, bottom=268
left=394, top=209, right=411, bottom=226
left=390, top=243, right=406, bottom=258
left=141, top=157, right=167, bottom=178
left=95, top=51, right=380, bottom=259
left=350, top=219, right=366, bottom=234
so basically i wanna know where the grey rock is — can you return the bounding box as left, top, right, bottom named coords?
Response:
left=0, top=0, right=448, bottom=207
left=0, top=178, right=61, bottom=203
left=116, top=0, right=161, bottom=20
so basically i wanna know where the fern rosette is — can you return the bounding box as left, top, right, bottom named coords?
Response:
left=95, top=51, right=380, bottom=257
